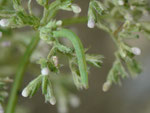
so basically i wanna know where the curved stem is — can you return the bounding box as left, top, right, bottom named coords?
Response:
left=5, top=35, right=40, bottom=113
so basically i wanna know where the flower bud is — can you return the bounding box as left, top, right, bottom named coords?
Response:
left=50, top=97, right=56, bottom=105
left=87, top=18, right=95, bottom=28
left=0, top=19, right=9, bottom=27
left=131, top=47, right=141, bottom=55
left=102, top=81, right=112, bottom=92
left=22, top=88, right=29, bottom=97
left=71, top=4, right=81, bottom=14
left=41, top=67, right=49, bottom=76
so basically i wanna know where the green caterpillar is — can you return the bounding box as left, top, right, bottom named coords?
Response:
left=53, top=28, right=88, bottom=89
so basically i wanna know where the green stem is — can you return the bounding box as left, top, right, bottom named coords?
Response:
left=5, top=35, right=40, bottom=113
left=62, top=17, right=88, bottom=26
left=47, top=46, right=56, bottom=59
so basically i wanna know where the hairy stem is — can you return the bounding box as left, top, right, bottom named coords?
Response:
left=5, top=35, right=40, bottom=113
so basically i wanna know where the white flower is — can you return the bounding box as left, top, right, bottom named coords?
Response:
left=69, top=94, right=80, bottom=108
left=50, top=97, right=56, bottom=105
left=131, top=47, right=141, bottom=55
left=0, top=19, right=9, bottom=27
left=102, top=81, right=112, bottom=92
left=118, top=0, right=124, bottom=6
left=22, top=88, right=29, bottom=97
left=87, top=18, right=95, bottom=28
left=41, top=67, right=49, bottom=76
left=71, top=4, right=81, bottom=14
left=52, top=56, right=58, bottom=67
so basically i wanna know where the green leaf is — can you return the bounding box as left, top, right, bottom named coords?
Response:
left=44, top=79, right=55, bottom=105
left=9, top=12, right=40, bottom=28
left=47, top=61, right=59, bottom=73
left=126, top=59, right=142, bottom=77
left=86, top=54, right=103, bottom=68
left=13, top=0, right=24, bottom=11
left=59, top=0, right=72, bottom=11
left=42, top=76, right=48, bottom=95
left=23, top=75, right=42, bottom=98
left=91, top=0, right=105, bottom=15
left=69, top=61, right=83, bottom=89
left=39, top=20, right=58, bottom=41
